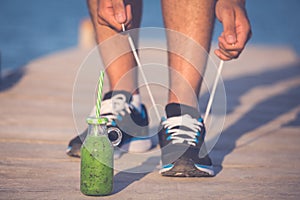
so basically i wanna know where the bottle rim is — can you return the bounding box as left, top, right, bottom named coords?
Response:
left=86, top=117, right=108, bottom=125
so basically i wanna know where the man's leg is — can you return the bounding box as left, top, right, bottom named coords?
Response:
left=158, top=0, right=215, bottom=177
left=67, top=0, right=152, bottom=158
left=87, top=0, right=142, bottom=92
left=161, top=0, right=215, bottom=107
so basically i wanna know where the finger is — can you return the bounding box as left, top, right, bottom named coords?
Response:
left=100, top=2, right=132, bottom=31
left=112, top=0, right=126, bottom=24
left=124, top=4, right=133, bottom=28
left=217, top=41, right=241, bottom=59
left=235, top=18, right=252, bottom=51
left=97, top=0, right=123, bottom=31
left=220, top=7, right=237, bottom=45
left=97, top=12, right=123, bottom=31
left=219, top=46, right=240, bottom=58
left=218, top=47, right=236, bottom=59
left=214, top=49, right=232, bottom=61
left=231, top=7, right=252, bottom=49
left=218, top=35, right=243, bottom=52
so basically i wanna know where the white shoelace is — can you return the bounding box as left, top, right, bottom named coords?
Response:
left=162, top=114, right=203, bottom=146
left=100, top=94, right=132, bottom=125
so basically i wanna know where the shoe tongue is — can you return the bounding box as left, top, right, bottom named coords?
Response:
left=165, top=103, right=200, bottom=119
left=103, top=90, right=132, bottom=103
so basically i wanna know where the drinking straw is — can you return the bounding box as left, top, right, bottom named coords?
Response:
left=96, top=71, right=105, bottom=118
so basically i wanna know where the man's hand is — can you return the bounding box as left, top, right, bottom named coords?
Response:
left=97, top=0, right=132, bottom=31
left=215, top=0, right=252, bottom=61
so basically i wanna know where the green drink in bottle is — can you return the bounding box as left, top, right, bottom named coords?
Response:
left=80, top=117, right=122, bottom=196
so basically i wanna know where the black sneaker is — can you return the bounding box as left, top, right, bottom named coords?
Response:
left=66, top=90, right=152, bottom=158
left=158, top=103, right=214, bottom=177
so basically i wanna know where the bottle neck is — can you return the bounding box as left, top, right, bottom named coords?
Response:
left=87, top=123, right=107, bottom=137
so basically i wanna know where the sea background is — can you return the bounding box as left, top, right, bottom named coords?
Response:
left=0, top=0, right=299, bottom=74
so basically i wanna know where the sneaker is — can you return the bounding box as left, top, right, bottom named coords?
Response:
left=158, top=103, right=214, bottom=177
left=66, top=90, right=152, bottom=158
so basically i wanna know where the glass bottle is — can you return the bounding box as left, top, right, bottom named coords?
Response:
left=80, top=117, right=122, bottom=196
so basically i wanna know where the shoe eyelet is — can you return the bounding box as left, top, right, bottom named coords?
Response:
left=165, top=129, right=169, bottom=134
left=141, top=109, right=146, bottom=119
left=167, top=135, right=172, bottom=141
left=111, top=120, right=117, bottom=126
left=117, top=115, right=122, bottom=121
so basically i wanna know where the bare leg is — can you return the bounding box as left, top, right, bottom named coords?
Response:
left=161, top=0, right=215, bottom=108
left=87, top=0, right=142, bottom=93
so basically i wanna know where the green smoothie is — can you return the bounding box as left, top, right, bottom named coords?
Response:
left=80, top=134, right=114, bottom=196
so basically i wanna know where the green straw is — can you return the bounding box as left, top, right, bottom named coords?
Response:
left=96, top=71, right=105, bottom=118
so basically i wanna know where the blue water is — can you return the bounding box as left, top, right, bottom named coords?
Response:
left=0, top=0, right=299, bottom=72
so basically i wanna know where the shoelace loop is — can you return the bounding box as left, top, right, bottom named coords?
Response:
left=100, top=94, right=132, bottom=125
left=162, top=114, right=204, bottom=146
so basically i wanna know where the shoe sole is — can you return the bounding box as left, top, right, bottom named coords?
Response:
left=66, top=144, right=81, bottom=158
left=159, top=159, right=214, bottom=177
